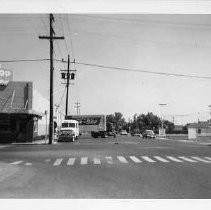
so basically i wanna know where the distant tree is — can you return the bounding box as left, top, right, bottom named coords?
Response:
left=163, top=120, right=175, bottom=134
left=106, top=112, right=126, bottom=132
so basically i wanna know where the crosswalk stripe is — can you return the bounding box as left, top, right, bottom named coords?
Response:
left=81, top=157, right=88, bottom=165
left=67, top=158, right=75, bottom=165
left=153, top=156, right=169, bottom=162
left=117, top=156, right=128, bottom=163
left=178, top=156, right=198, bottom=162
left=141, top=156, right=156, bottom=163
left=204, top=157, right=211, bottom=161
left=11, top=161, right=24, bottom=165
left=129, top=156, right=142, bottom=163
left=191, top=156, right=211, bottom=163
left=106, top=156, right=113, bottom=164
left=166, top=156, right=183, bottom=162
left=53, top=158, right=63, bottom=166
left=93, top=158, right=101, bottom=165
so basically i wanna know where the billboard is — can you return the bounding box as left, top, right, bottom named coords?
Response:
left=66, top=115, right=101, bottom=125
left=0, top=68, right=13, bottom=86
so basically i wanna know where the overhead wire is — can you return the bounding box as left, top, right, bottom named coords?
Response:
left=1, top=58, right=211, bottom=80
left=74, top=14, right=211, bottom=30
left=58, top=14, right=70, bottom=56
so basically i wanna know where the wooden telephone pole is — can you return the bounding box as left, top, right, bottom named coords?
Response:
left=39, top=14, right=64, bottom=144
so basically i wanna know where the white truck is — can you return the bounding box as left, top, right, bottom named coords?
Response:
left=65, top=115, right=107, bottom=138
left=58, top=119, right=79, bottom=142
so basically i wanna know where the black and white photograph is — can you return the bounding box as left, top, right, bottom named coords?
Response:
left=0, top=1, right=211, bottom=208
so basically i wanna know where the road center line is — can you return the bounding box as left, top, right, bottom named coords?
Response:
left=204, top=157, right=211, bottom=161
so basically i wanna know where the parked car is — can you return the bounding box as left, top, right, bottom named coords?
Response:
left=120, top=130, right=128, bottom=135
left=107, top=131, right=116, bottom=137
left=142, top=130, right=156, bottom=139
left=133, top=133, right=142, bottom=137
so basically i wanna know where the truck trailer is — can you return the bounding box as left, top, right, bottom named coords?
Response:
left=65, top=115, right=107, bottom=138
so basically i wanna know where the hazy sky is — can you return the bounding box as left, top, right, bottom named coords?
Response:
left=1, top=14, right=211, bottom=124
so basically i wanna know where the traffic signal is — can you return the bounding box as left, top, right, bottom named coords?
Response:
left=61, top=72, right=66, bottom=79
left=71, top=73, right=75, bottom=80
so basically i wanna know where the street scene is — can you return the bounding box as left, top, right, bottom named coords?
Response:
left=0, top=135, right=211, bottom=198
left=0, top=13, right=211, bottom=199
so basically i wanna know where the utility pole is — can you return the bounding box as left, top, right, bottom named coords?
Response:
left=39, top=14, right=64, bottom=145
left=65, top=55, right=70, bottom=116
left=159, top=103, right=167, bottom=136
left=61, top=58, right=77, bottom=117
left=74, top=101, right=80, bottom=115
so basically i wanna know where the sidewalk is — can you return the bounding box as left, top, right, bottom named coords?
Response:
left=11, top=138, right=54, bottom=145
left=158, top=137, right=211, bottom=146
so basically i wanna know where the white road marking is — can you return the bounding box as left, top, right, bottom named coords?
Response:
left=93, top=158, right=101, bottom=165
left=166, top=156, right=183, bottom=162
left=153, top=156, right=169, bottom=163
left=45, top=159, right=51, bottom=162
left=141, top=156, right=156, bottom=163
left=178, top=156, right=198, bottom=162
left=11, top=161, right=24, bottom=165
left=191, top=156, right=211, bottom=163
left=117, top=156, right=128, bottom=163
left=53, top=158, right=63, bottom=166
left=129, top=156, right=142, bottom=163
left=25, top=163, right=32, bottom=166
left=81, top=157, right=88, bottom=165
left=67, top=158, right=76, bottom=165
left=204, top=157, right=211, bottom=161
left=106, top=156, right=113, bottom=164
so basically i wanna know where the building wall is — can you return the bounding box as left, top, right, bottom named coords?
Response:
left=33, top=89, right=64, bottom=136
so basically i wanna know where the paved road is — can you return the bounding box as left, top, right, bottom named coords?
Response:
left=0, top=135, right=211, bottom=198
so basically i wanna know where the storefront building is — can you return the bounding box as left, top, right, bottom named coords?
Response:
left=0, top=81, right=42, bottom=143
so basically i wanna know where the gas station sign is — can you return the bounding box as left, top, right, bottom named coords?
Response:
left=0, top=67, right=13, bottom=86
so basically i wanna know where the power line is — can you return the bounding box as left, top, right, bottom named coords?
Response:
left=66, top=61, right=211, bottom=80
left=58, top=87, right=67, bottom=107
left=1, top=58, right=211, bottom=80
left=0, top=58, right=49, bottom=63
left=59, top=14, right=70, bottom=55
left=66, top=15, right=76, bottom=58
left=74, top=14, right=211, bottom=30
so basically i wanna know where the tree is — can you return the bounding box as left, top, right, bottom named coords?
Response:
left=106, top=112, right=126, bottom=132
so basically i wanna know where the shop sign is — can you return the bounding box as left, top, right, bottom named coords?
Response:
left=0, top=68, right=13, bottom=86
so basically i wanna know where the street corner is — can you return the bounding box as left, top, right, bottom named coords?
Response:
left=0, top=162, right=20, bottom=182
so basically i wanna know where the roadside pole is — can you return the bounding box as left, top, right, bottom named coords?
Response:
left=39, top=14, right=64, bottom=144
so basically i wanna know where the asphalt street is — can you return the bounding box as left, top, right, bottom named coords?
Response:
left=0, top=135, right=211, bottom=198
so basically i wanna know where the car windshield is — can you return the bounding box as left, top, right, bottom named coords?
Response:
left=62, top=123, right=75, bottom=128
left=146, top=130, right=154, bottom=134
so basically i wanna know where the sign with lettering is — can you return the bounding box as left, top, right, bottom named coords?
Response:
left=0, top=68, right=13, bottom=86
left=66, top=116, right=102, bottom=125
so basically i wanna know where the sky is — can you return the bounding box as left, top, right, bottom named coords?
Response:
left=1, top=14, right=211, bottom=124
